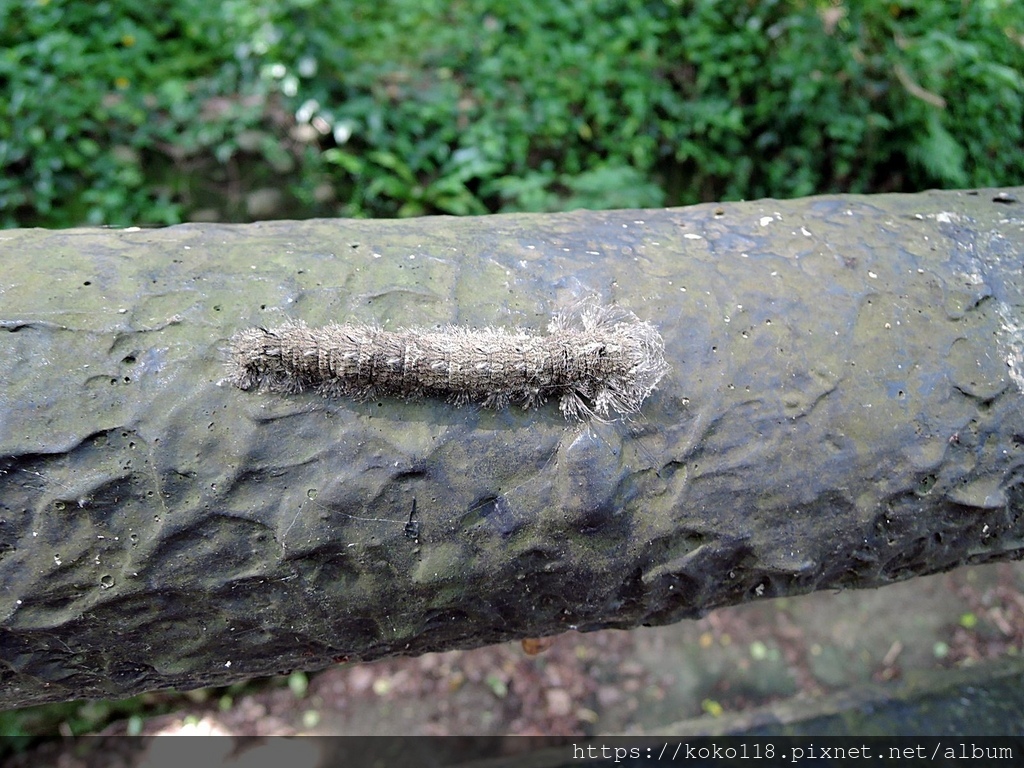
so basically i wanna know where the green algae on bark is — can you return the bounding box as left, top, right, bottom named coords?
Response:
left=0, top=188, right=1022, bottom=708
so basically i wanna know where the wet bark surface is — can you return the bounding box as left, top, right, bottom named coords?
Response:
left=1, top=188, right=1022, bottom=708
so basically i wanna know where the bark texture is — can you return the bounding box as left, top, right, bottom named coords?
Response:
left=1, top=188, right=1022, bottom=708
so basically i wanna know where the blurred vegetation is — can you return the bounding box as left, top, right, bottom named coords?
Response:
left=1, top=0, right=1021, bottom=227
left=0, top=675, right=298, bottom=753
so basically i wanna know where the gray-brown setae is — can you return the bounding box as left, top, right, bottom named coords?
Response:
left=228, top=300, right=669, bottom=420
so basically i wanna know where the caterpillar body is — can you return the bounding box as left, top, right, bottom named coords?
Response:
left=227, top=301, right=668, bottom=421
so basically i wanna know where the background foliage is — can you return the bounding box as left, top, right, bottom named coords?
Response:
left=2, top=0, right=1022, bottom=227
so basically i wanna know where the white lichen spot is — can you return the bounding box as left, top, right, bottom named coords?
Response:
left=759, top=216, right=774, bottom=227
left=684, top=233, right=703, bottom=240
left=997, top=301, right=1024, bottom=393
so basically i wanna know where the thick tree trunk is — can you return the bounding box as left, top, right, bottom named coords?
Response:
left=1, top=188, right=1022, bottom=709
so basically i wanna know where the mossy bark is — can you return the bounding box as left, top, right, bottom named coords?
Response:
left=1, top=188, right=1022, bottom=708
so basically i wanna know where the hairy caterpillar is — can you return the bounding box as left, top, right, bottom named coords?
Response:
left=227, top=300, right=669, bottom=421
